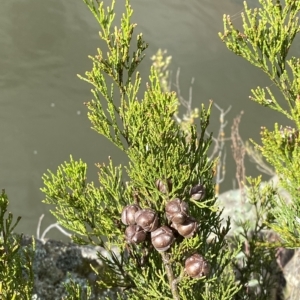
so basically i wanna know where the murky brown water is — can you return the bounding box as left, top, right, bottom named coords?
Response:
left=0, top=0, right=297, bottom=239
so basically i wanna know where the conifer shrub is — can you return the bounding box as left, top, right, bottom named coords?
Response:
left=219, top=0, right=300, bottom=248
left=1, top=0, right=300, bottom=299
left=40, top=1, right=239, bottom=298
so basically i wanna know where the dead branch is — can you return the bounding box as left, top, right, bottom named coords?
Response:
left=231, top=111, right=246, bottom=202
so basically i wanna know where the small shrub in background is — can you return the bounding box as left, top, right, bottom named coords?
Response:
left=220, top=0, right=300, bottom=260
left=220, top=0, right=300, bottom=298
left=0, top=190, right=34, bottom=300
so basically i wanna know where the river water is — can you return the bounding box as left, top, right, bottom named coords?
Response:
left=0, top=0, right=297, bottom=239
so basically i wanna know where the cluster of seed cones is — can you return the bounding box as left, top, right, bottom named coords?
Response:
left=120, top=179, right=209, bottom=278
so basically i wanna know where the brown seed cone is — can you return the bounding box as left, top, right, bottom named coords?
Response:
left=121, top=204, right=140, bottom=225
left=155, top=179, right=172, bottom=194
left=171, top=218, right=197, bottom=238
left=125, top=225, right=146, bottom=244
left=151, top=226, right=175, bottom=252
left=135, top=208, right=159, bottom=232
left=165, top=198, right=189, bottom=225
left=190, top=184, right=206, bottom=201
left=155, top=179, right=167, bottom=194
left=185, top=253, right=210, bottom=278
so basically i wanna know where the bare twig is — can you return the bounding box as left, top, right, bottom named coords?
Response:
left=209, top=105, right=232, bottom=156
left=161, top=252, right=180, bottom=300
left=208, top=104, right=232, bottom=196
left=231, top=111, right=246, bottom=202
left=174, top=68, right=194, bottom=117
left=36, top=214, right=44, bottom=240
left=230, top=8, right=245, bottom=21
left=36, top=214, right=72, bottom=242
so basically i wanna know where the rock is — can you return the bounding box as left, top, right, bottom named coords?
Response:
left=20, top=235, right=120, bottom=300
left=216, top=175, right=292, bottom=236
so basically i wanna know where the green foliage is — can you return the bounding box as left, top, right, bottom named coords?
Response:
left=229, top=177, right=281, bottom=299
left=41, top=0, right=300, bottom=298
left=220, top=0, right=300, bottom=250
left=41, top=0, right=242, bottom=299
left=79, top=0, right=148, bottom=151
left=63, top=275, right=92, bottom=300
left=3, top=0, right=298, bottom=299
left=0, top=190, right=34, bottom=300
left=150, top=49, right=172, bottom=93
left=219, top=0, right=300, bottom=118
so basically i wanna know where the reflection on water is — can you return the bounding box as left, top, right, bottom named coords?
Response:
left=0, top=0, right=293, bottom=239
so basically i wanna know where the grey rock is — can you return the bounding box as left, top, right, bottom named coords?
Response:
left=20, top=235, right=119, bottom=300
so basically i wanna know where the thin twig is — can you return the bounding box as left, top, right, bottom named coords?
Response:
left=173, top=68, right=194, bottom=118
left=230, top=8, right=245, bottom=21
left=231, top=111, right=246, bottom=202
left=36, top=214, right=72, bottom=242
left=161, top=252, right=180, bottom=300
left=36, top=214, right=44, bottom=240
left=208, top=104, right=231, bottom=160
left=207, top=104, right=232, bottom=195
left=40, top=223, right=72, bottom=240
